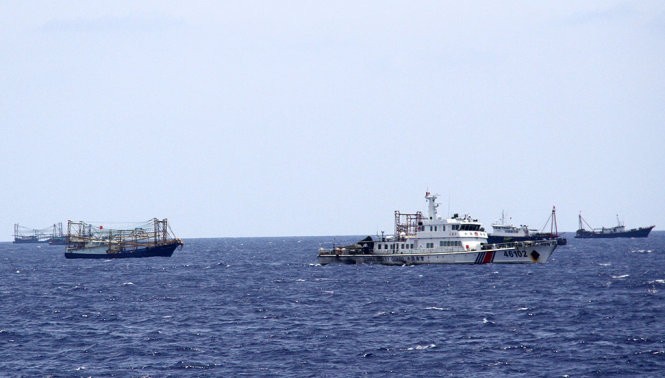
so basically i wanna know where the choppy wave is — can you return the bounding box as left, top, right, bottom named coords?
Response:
left=1, top=234, right=665, bottom=376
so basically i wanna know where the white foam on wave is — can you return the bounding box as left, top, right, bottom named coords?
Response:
left=632, top=249, right=654, bottom=254
left=517, top=307, right=529, bottom=311
left=408, top=343, right=436, bottom=351
left=122, top=282, right=135, bottom=286
left=483, top=317, right=496, bottom=325
left=611, top=274, right=629, bottom=279
left=424, top=306, right=446, bottom=311
left=648, top=279, right=665, bottom=285
left=598, top=262, right=611, bottom=267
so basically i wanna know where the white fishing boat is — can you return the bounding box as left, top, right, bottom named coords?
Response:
left=488, top=208, right=567, bottom=245
left=488, top=211, right=538, bottom=243
left=318, top=192, right=558, bottom=265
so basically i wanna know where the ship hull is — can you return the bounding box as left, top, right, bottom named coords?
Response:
left=487, top=234, right=567, bottom=246
left=575, top=225, right=654, bottom=239
left=65, top=241, right=181, bottom=259
left=318, top=241, right=557, bottom=265
left=48, top=237, right=69, bottom=245
left=13, top=237, right=45, bottom=244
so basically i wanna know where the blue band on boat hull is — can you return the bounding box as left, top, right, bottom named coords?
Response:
left=65, top=242, right=180, bottom=259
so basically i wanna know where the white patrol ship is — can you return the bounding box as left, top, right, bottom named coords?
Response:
left=318, top=192, right=558, bottom=265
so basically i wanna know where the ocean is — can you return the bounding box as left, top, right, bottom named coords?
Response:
left=1, top=233, right=664, bottom=377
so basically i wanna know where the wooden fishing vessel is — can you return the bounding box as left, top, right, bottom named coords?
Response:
left=575, top=213, right=654, bottom=238
left=65, top=218, right=183, bottom=258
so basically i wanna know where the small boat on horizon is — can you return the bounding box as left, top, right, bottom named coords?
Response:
left=13, top=223, right=47, bottom=243
left=318, top=192, right=558, bottom=265
left=13, top=222, right=69, bottom=244
left=575, top=213, right=654, bottom=239
left=65, top=218, right=183, bottom=258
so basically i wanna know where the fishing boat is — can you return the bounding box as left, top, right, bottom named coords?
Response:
left=47, top=223, right=68, bottom=245
left=488, top=207, right=567, bottom=245
left=65, top=218, right=184, bottom=259
left=575, top=213, right=654, bottom=238
left=13, top=224, right=47, bottom=243
left=318, top=192, right=558, bottom=265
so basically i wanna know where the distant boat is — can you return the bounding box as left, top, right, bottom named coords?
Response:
left=318, top=192, right=558, bottom=265
left=575, top=213, right=654, bottom=239
left=13, top=223, right=47, bottom=243
left=487, top=207, right=567, bottom=245
left=47, top=236, right=69, bottom=245
left=48, top=223, right=68, bottom=245
left=13, top=235, right=42, bottom=244
left=65, top=218, right=184, bottom=259
left=14, top=222, right=70, bottom=244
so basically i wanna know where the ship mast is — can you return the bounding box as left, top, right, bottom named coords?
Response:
left=551, top=206, right=559, bottom=236
left=425, top=191, right=439, bottom=220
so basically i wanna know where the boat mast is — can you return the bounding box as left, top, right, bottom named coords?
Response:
left=578, top=212, right=595, bottom=231
left=425, top=191, right=439, bottom=220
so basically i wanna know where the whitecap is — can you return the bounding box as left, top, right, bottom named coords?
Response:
left=15, top=270, right=20, bottom=274
left=517, top=307, right=529, bottom=311
left=323, top=290, right=334, bottom=295
left=611, top=274, right=629, bottom=279
left=598, top=262, right=611, bottom=267
left=483, top=317, right=496, bottom=325
left=296, top=279, right=306, bottom=282
left=424, top=306, right=446, bottom=311
left=408, top=343, right=436, bottom=351
left=651, top=279, right=665, bottom=285
left=75, top=366, right=86, bottom=371
left=122, top=282, right=135, bottom=286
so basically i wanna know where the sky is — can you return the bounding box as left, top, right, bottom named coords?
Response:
left=1, top=1, right=664, bottom=241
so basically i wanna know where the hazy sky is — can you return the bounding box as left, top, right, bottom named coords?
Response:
left=2, top=1, right=664, bottom=240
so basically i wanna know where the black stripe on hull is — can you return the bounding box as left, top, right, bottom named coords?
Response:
left=65, top=243, right=180, bottom=259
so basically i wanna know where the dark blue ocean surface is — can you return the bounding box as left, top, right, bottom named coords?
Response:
left=1, top=233, right=664, bottom=376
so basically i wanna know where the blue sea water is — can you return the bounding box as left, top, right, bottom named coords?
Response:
left=1, top=233, right=664, bottom=377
